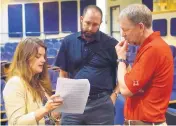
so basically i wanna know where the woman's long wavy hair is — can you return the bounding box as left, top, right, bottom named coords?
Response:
left=7, top=38, right=52, bottom=102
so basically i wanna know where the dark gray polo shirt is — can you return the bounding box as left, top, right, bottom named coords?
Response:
left=55, top=31, right=118, bottom=95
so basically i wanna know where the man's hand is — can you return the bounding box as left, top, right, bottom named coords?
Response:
left=127, top=64, right=132, bottom=73
left=115, top=41, right=128, bottom=60
left=110, top=93, right=117, bottom=105
left=110, top=86, right=120, bottom=105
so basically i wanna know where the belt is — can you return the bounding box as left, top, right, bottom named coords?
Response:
left=88, top=91, right=111, bottom=100
left=124, top=120, right=164, bottom=125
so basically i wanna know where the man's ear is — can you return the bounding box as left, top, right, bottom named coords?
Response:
left=80, top=16, right=83, bottom=23
left=138, top=22, right=145, bottom=32
left=139, top=23, right=144, bottom=30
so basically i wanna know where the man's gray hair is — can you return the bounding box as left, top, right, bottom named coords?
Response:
left=119, top=4, right=152, bottom=28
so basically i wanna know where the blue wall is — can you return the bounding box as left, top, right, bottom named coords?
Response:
left=153, top=19, right=167, bottom=36
left=171, top=18, right=176, bottom=36
left=8, top=4, right=23, bottom=37
left=43, top=2, right=59, bottom=34
left=61, top=1, right=77, bottom=33
left=25, top=3, right=40, bottom=36
left=7, top=1, right=96, bottom=36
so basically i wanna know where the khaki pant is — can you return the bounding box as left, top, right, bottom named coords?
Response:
left=124, top=120, right=167, bottom=126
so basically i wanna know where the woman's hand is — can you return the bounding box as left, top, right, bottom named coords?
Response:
left=34, top=95, right=63, bottom=122
left=51, top=111, right=61, bottom=120
left=51, top=111, right=61, bottom=125
left=44, top=94, right=63, bottom=113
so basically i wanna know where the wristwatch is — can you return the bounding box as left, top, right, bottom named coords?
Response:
left=117, top=59, right=129, bottom=67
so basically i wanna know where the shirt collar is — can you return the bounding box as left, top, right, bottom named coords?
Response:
left=137, top=31, right=160, bottom=52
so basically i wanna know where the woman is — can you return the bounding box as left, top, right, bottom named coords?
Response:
left=3, top=38, right=63, bottom=125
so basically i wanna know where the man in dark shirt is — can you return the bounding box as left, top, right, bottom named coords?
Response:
left=55, top=5, right=119, bottom=125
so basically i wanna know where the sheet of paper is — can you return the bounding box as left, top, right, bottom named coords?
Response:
left=53, top=78, right=90, bottom=114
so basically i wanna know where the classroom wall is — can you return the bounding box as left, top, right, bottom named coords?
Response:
left=96, top=0, right=108, bottom=33
left=1, top=0, right=175, bottom=46
left=152, top=12, right=176, bottom=46
left=106, top=0, right=142, bottom=41
left=0, top=0, right=79, bottom=44
left=0, top=0, right=2, bottom=44
left=107, top=0, right=142, bottom=34
left=107, top=0, right=176, bottom=45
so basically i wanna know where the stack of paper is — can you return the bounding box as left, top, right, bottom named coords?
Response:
left=54, top=78, right=90, bottom=114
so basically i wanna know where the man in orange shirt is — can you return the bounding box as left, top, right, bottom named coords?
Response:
left=115, top=4, right=174, bottom=125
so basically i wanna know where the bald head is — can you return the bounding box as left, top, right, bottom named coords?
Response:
left=80, top=5, right=102, bottom=41
left=82, top=5, right=102, bottom=21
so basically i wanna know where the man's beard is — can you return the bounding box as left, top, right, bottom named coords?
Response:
left=81, top=27, right=99, bottom=40
left=82, top=31, right=97, bottom=40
